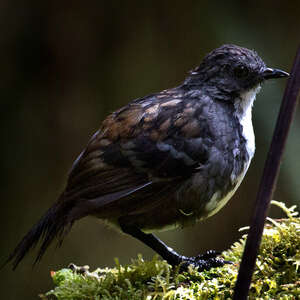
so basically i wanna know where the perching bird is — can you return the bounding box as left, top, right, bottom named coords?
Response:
left=6, top=44, right=288, bottom=271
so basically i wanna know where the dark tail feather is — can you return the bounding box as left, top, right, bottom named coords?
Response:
left=3, top=195, right=75, bottom=270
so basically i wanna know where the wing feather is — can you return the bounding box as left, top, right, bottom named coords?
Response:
left=64, top=90, right=208, bottom=220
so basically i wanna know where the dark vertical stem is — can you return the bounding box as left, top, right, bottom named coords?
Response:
left=233, top=46, right=300, bottom=300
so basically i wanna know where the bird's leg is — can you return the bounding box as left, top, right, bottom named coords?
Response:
left=119, top=222, right=229, bottom=271
left=120, top=223, right=182, bottom=265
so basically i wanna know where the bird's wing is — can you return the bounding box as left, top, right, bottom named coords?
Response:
left=65, top=90, right=209, bottom=219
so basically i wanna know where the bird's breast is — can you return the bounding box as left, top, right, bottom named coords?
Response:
left=199, top=88, right=257, bottom=218
left=175, top=114, right=255, bottom=223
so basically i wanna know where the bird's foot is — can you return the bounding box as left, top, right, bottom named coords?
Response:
left=173, top=250, right=232, bottom=272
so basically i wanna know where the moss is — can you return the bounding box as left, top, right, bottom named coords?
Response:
left=41, top=201, right=300, bottom=300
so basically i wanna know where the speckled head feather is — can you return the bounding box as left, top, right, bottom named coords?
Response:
left=184, top=44, right=267, bottom=96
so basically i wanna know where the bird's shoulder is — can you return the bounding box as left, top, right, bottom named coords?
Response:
left=102, top=87, right=216, bottom=142
left=67, top=87, right=216, bottom=185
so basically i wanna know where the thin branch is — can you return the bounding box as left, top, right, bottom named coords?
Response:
left=233, top=45, right=300, bottom=300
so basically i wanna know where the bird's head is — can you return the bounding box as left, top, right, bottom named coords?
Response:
left=184, top=44, right=288, bottom=101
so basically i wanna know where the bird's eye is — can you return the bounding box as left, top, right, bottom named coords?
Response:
left=234, top=65, right=249, bottom=78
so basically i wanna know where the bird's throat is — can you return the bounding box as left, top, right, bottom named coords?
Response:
left=234, top=84, right=261, bottom=119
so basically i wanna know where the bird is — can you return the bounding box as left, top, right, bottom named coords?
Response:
left=5, top=44, right=288, bottom=271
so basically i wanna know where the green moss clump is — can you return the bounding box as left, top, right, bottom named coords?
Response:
left=42, top=201, right=300, bottom=299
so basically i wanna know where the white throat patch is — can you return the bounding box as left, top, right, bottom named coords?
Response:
left=234, top=85, right=261, bottom=119
left=234, top=84, right=261, bottom=159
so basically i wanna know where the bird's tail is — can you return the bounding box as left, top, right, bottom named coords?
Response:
left=3, top=193, right=75, bottom=270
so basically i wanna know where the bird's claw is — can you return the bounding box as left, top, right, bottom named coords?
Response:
left=194, top=249, right=221, bottom=260
left=178, top=252, right=232, bottom=272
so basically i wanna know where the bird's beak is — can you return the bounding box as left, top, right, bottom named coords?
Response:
left=262, top=67, right=289, bottom=80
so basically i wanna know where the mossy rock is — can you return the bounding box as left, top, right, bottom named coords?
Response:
left=41, top=201, right=300, bottom=300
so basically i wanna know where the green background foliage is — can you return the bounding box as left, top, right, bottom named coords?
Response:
left=0, top=2, right=299, bottom=299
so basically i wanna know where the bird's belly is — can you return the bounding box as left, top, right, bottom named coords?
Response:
left=174, top=153, right=253, bottom=225
left=203, top=160, right=251, bottom=218
left=106, top=154, right=253, bottom=234
left=121, top=162, right=251, bottom=233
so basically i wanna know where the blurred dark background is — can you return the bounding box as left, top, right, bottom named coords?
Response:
left=0, top=1, right=299, bottom=298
